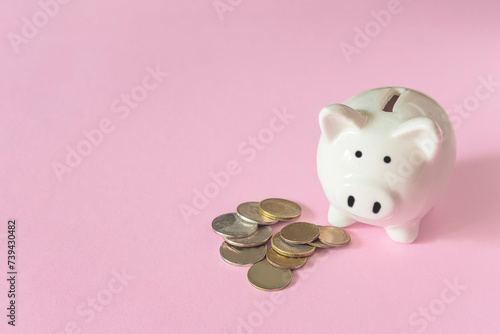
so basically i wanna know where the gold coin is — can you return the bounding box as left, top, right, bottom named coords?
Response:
left=280, top=222, right=320, bottom=244
left=317, top=226, right=351, bottom=246
left=247, top=260, right=292, bottom=291
left=224, top=226, right=272, bottom=248
left=271, top=232, right=316, bottom=258
left=258, top=208, right=278, bottom=221
left=266, top=248, right=307, bottom=270
left=259, top=198, right=302, bottom=221
left=219, top=242, right=267, bottom=266
left=236, top=202, right=278, bottom=225
left=308, top=238, right=334, bottom=248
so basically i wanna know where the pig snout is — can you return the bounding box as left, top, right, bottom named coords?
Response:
left=335, top=184, right=395, bottom=220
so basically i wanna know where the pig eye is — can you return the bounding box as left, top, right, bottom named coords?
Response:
left=384, top=156, right=391, bottom=163
left=355, top=151, right=362, bottom=158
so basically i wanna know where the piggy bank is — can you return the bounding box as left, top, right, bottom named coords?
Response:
left=317, top=87, right=456, bottom=243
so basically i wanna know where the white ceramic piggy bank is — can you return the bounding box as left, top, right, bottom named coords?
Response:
left=317, top=87, right=456, bottom=243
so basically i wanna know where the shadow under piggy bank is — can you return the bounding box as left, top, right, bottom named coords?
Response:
left=417, top=155, right=500, bottom=244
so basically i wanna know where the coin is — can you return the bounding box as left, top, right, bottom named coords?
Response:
left=266, top=248, right=307, bottom=270
left=237, top=202, right=278, bottom=225
left=212, top=213, right=258, bottom=238
left=224, top=225, right=272, bottom=248
left=317, top=226, right=351, bottom=246
left=219, top=242, right=267, bottom=266
left=308, top=238, right=333, bottom=248
left=259, top=198, right=302, bottom=221
left=247, top=260, right=293, bottom=291
left=280, top=222, right=320, bottom=244
left=271, top=232, right=316, bottom=258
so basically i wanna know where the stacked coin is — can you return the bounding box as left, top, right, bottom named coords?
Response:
left=212, top=199, right=300, bottom=267
left=251, top=222, right=350, bottom=291
left=212, top=212, right=271, bottom=266
left=258, top=198, right=302, bottom=221
left=212, top=198, right=350, bottom=291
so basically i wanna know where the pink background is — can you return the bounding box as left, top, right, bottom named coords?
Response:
left=2, top=0, right=500, bottom=333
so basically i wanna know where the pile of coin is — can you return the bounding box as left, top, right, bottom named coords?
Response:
left=212, top=198, right=351, bottom=291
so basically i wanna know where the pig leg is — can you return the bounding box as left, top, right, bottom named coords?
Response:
left=385, top=219, right=421, bottom=243
left=328, top=205, right=355, bottom=227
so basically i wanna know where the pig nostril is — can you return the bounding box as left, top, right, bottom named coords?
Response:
left=347, top=196, right=355, bottom=208
left=373, top=202, right=381, bottom=214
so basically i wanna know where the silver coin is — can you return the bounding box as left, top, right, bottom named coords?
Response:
left=212, top=213, right=258, bottom=238
left=224, top=225, right=272, bottom=247
left=219, top=242, right=267, bottom=266
left=237, top=202, right=278, bottom=225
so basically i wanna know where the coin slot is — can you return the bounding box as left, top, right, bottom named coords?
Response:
left=383, top=94, right=400, bottom=112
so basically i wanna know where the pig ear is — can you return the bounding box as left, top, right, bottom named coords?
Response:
left=392, top=117, right=443, bottom=160
left=319, top=104, right=367, bottom=142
